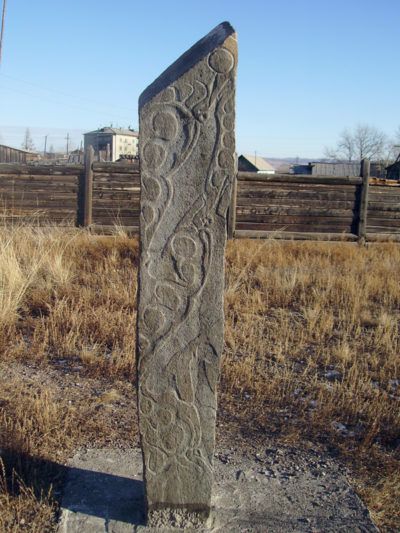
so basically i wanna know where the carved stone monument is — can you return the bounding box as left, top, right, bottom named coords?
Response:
left=137, top=22, right=237, bottom=528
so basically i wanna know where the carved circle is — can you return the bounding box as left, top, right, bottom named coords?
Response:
left=155, top=283, right=181, bottom=311
left=171, top=234, right=197, bottom=258
left=153, top=111, right=178, bottom=141
left=222, top=132, right=235, bottom=151
left=212, top=170, right=226, bottom=187
left=222, top=115, right=234, bottom=131
left=162, top=424, right=185, bottom=453
left=208, top=48, right=234, bottom=74
left=142, top=142, right=166, bottom=169
left=224, top=98, right=234, bottom=114
left=140, top=397, right=153, bottom=415
left=218, top=149, right=234, bottom=169
left=180, top=262, right=196, bottom=285
left=145, top=177, right=161, bottom=201
left=143, top=306, right=165, bottom=333
left=158, top=407, right=174, bottom=426
left=142, top=204, right=155, bottom=224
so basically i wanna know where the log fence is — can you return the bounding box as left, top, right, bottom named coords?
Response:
left=0, top=153, right=399, bottom=242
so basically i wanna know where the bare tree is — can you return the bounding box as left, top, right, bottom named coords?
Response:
left=21, top=128, right=36, bottom=151
left=394, top=126, right=400, bottom=152
left=325, top=124, right=387, bottom=162
left=354, top=124, right=387, bottom=160
left=381, top=126, right=400, bottom=163
left=325, top=129, right=356, bottom=161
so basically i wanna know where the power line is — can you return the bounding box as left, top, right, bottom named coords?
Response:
left=0, top=72, right=136, bottom=116
left=0, top=0, right=6, bottom=69
left=0, top=82, right=134, bottom=124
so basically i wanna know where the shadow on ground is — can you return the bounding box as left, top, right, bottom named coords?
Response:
left=0, top=448, right=145, bottom=526
left=2, top=447, right=379, bottom=532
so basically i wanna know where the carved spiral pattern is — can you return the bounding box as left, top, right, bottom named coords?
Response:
left=138, top=37, right=237, bottom=506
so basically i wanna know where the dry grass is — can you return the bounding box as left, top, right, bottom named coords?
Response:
left=223, top=238, right=400, bottom=530
left=0, top=227, right=399, bottom=531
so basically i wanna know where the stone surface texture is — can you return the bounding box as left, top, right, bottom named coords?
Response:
left=137, top=22, right=237, bottom=526
left=58, top=447, right=378, bottom=532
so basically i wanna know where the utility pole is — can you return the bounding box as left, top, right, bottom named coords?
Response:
left=65, top=133, right=70, bottom=155
left=0, top=0, right=7, bottom=69
left=43, top=135, right=48, bottom=157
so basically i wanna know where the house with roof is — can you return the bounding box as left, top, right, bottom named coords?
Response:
left=386, top=153, right=400, bottom=181
left=292, top=162, right=360, bottom=177
left=238, top=154, right=276, bottom=174
left=0, top=144, right=40, bottom=163
left=68, top=148, right=84, bottom=164
left=84, top=127, right=139, bottom=162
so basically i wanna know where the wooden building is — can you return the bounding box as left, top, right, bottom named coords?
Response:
left=238, top=154, right=276, bottom=174
left=292, top=162, right=360, bottom=177
left=0, top=144, right=40, bottom=163
left=386, top=155, right=400, bottom=181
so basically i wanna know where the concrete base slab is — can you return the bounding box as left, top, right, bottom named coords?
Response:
left=58, top=449, right=145, bottom=533
left=58, top=447, right=378, bottom=532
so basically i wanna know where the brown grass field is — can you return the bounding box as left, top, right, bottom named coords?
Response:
left=0, top=226, right=399, bottom=531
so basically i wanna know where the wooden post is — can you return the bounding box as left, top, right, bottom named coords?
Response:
left=227, top=174, right=237, bottom=239
left=358, top=158, right=370, bottom=244
left=81, top=145, right=94, bottom=227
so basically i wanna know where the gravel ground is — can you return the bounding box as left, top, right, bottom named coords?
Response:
left=58, top=447, right=378, bottom=532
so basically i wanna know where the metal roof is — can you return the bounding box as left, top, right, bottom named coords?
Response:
left=240, top=154, right=276, bottom=172
left=0, top=143, right=38, bottom=154
left=84, top=127, right=138, bottom=137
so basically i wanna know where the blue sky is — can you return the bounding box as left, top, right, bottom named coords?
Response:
left=0, top=0, right=399, bottom=157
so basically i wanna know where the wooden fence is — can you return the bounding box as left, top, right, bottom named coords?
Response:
left=0, top=152, right=140, bottom=231
left=367, top=185, right=400, bottom=239
left=0, top=163, right=81, bottom=225
left=233, top=159, right=400, bottom=242
left=78, top=147, right=140, bottom=231
left=0, top=156, right=399, bottom=242
left=235, top=173, right=361, bottom=241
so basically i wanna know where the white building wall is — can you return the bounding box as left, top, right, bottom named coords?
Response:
left=84, top=131, right=139, bottom=162
left=114, top=134, right=138, bottom=159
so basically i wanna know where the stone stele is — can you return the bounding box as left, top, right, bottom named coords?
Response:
left=137, top=21, right=237, bottom=529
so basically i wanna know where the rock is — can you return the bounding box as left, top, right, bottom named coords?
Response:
left=324, top=369, right=342, bottom=382
left=136, top=21, right=238, bottom=527
left=332, top=421, right=348, bottom=434
left=236, top=469, right=246, bottom=481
